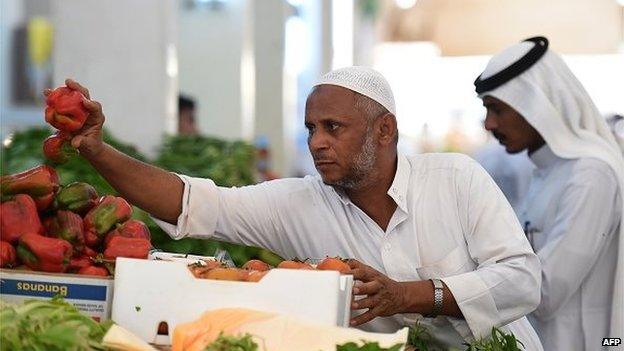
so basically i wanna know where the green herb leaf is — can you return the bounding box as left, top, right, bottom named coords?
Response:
left=336, top=340, right=404, bottom=351
left=204, top=332, right=259, bottom=351
left=463, top=327, right=525, bottom=351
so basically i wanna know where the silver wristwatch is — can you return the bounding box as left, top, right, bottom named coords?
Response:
left=426, top=278, right=444, bottom=318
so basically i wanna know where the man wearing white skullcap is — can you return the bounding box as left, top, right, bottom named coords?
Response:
left=476, top=36, right=624, bottom=350
left=56, top=70, right=542, bottom=349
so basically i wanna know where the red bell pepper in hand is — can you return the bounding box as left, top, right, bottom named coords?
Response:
left=45, top=86, right=89, bottom=132
left=0, top=194, right=44, bottom=243
left=46, top=210, right=85, bottom=256
left=53, top=182, right=98, bottom=215
left=0, top=165, right=60, bottom=211
left=104, top=236, right=151, bottom=260
left=104, top=219, right=151, bottom=247
left=17, top=233, right=73, bottom=272
left=83, top=196, right=132, bottom=246
left=43, top=131, right=77, bottom=164
left=0, top=241, right=17, bottom=268
left=78, top=265, right=109, bottom=277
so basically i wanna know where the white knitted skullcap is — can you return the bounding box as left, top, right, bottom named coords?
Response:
left=314, top=66, right=396, bottom=115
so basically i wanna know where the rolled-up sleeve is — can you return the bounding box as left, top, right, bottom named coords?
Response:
left=151, top=174, right=220, bottom=240
left=441, top=160, right=541, bottom=339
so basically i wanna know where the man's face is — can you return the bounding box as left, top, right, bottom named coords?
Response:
left=305, top=85, right=377, bottom=188
left=482, top=96, right=544, bottom=154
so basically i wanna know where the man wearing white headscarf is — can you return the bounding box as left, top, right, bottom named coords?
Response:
left=55, top=68, right=542, bottom=349
left=476, top=36, right=624, bottom=350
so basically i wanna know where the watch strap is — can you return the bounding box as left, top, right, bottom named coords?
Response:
left=425, top=278, right=444, bottom=318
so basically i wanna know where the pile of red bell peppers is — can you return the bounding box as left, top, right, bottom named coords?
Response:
left=1, top=85, right=153, bottom=276
left=0, top=165, right=152, bottom=276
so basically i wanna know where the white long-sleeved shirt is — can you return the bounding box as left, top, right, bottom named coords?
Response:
left=521, top=145, right=622, bottom=351
left=155, top=153, right=543, bottom=349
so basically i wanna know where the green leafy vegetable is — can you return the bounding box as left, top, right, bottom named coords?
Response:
left=407, top=321, right=525, bottom=351
left=464, top=328, right=525, bottom=351
left=204, top=332, right=259, bottom=351
left=408, top=320, right=436, bottom=351
left=0, top=296, right=113, bottom=351
left=336, top=341, right=403, bottom=351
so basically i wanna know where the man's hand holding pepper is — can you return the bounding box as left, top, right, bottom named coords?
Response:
left=41, top=79, right=184, bottom=224
left=348, top=259, right=463, bottom=327
left=44, top=79, right=105, bottom=159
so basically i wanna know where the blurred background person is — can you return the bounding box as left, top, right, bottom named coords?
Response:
left=178, top=94, right=198, bottom=136
left=254, top=135, right=279, bottom=181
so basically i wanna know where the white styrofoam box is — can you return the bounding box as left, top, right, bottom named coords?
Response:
left=0, top=269, right=114, bottom=321
left=112, top=257, right=353, bottom=345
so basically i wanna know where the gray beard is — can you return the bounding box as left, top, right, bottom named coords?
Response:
left=331, top=133, right=377, bottom=189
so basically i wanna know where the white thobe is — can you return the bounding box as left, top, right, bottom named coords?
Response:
left=155, top=153, right=544, bottom=350
left=520, top=145, right=622, bottom=351
left=474, top=141, right=534, bottom=213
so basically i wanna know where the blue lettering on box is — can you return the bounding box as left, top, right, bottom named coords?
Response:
left=0, top=279, right=107, bottom=301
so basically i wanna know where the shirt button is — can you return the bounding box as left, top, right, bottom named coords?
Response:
left=384, top=243, right=391, bottom=251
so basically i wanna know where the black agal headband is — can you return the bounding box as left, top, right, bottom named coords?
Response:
left=474, top=36, right=549, bottom=94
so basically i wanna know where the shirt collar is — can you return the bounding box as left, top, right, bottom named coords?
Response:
left=529, top=144, right=560, bottom=169
left=387, top=154, right=410, bottom=213
left=330, top=154, right=411, bottom=212
left=332, top=187, right=351, bottom=205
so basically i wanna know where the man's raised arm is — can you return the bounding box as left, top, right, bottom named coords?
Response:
left=47, top=79, right=184, bottom=224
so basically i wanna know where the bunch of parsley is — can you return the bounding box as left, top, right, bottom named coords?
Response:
left=0, top=297, right=113, bottom=351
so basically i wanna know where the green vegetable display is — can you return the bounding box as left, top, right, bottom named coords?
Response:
left=155, top=135, right=256, bottom=187
left=406, top=321, right=526, bottom=351
left=0, top=297, right=113, bottom=351
left=203, top=335, right=405, bottom=351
